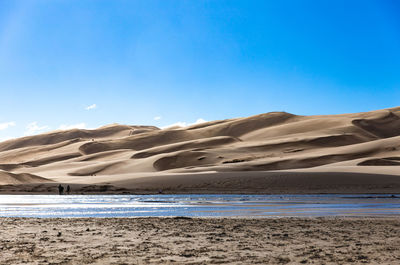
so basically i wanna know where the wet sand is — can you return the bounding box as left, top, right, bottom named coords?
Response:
left=2, top=170, right=400, bottom=196
left=1, top=217, right=399, bottom=264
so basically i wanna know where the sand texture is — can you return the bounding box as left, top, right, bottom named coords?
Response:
left=2, top=107, right=400, bottom=193
left=0, top=217, right=399, bottom=264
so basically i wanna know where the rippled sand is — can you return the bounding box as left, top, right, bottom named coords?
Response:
left=1, top=217, right=399, bottom=264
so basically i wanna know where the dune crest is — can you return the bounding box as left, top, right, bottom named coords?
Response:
left=0, top=170, right=51, bottom=185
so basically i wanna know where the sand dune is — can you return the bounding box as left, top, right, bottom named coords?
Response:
left=0, top=124, right=158, bottom=152
left=0, top=170, right=51, bottom=185
left=1, top=107, right=400, bottom=193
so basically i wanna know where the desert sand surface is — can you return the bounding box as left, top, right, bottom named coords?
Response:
left=0, top=217, right=399, bottom=264
left=2, top=107, right=400, bottom=194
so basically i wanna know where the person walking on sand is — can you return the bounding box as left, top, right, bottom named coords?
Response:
left=66, top=185, right=71, bottom=195
left=58, top=184, right=64, bottom=195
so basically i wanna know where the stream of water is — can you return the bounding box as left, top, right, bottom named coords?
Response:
left=0, top=194, right=399, bottom=218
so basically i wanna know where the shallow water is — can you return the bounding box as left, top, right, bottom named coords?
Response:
left=0, top=194, right=399, bottom=218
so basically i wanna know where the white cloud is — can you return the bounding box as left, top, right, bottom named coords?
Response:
left=58, top=123, right=86, bottom=130
left=0, top=136, right=15, bottom=142
left=161, top=118, right=207, bottom=129
left=0, top=121, right=16, bottom=131
left=154, top=116, right=162, bottom=121
left=25, top=122, right=50, bottom=136
left=193, top=118, right=207, bottom=124
left=85, top=104, right=97, bottom=110
left=162, top=121, right=187, bottom=129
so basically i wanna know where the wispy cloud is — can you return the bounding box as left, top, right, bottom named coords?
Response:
left=154, top=116, right=162, bottom=121
left=162, top=121, right=187, bottom=128
left=0, top=136, right=15, bottom=142
left=25, top=122, right=50, bottom=136
left=161, top=118, right=207, bottom=129
left=85, top=104, right=97, bottom=110
left=193, top=118, right=207, bottom=124
left=0, top=121, right=16, bottom=131
left=58, top=123, right=86, bottom=130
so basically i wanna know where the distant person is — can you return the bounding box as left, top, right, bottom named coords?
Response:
left=66, top=185, right=71, bottom=195
left=58, top=184, right=64, bottom=195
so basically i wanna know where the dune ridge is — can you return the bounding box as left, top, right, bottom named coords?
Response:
left=1, top=107, right=400, bottom=193
left=0, top=170, right=51, bottom=185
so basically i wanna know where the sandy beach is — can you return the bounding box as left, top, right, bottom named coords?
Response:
left=0, top=217, right=398, bottom=264
left=1, top=170, right=400, bottom=195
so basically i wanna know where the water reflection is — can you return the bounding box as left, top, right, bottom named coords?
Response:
left=0, top=194, right=399, bottom=218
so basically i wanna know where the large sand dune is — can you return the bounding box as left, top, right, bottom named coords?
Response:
left=1, top=107, right=400, bottom=193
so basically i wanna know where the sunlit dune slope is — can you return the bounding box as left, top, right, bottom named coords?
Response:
left=0, top=170, right=51, bottom=185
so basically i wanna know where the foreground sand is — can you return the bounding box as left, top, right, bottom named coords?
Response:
left=1, top=217, right=399, bottom=264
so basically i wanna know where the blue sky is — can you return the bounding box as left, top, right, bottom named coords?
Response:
left=0, top=0, right=399, bottom=140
